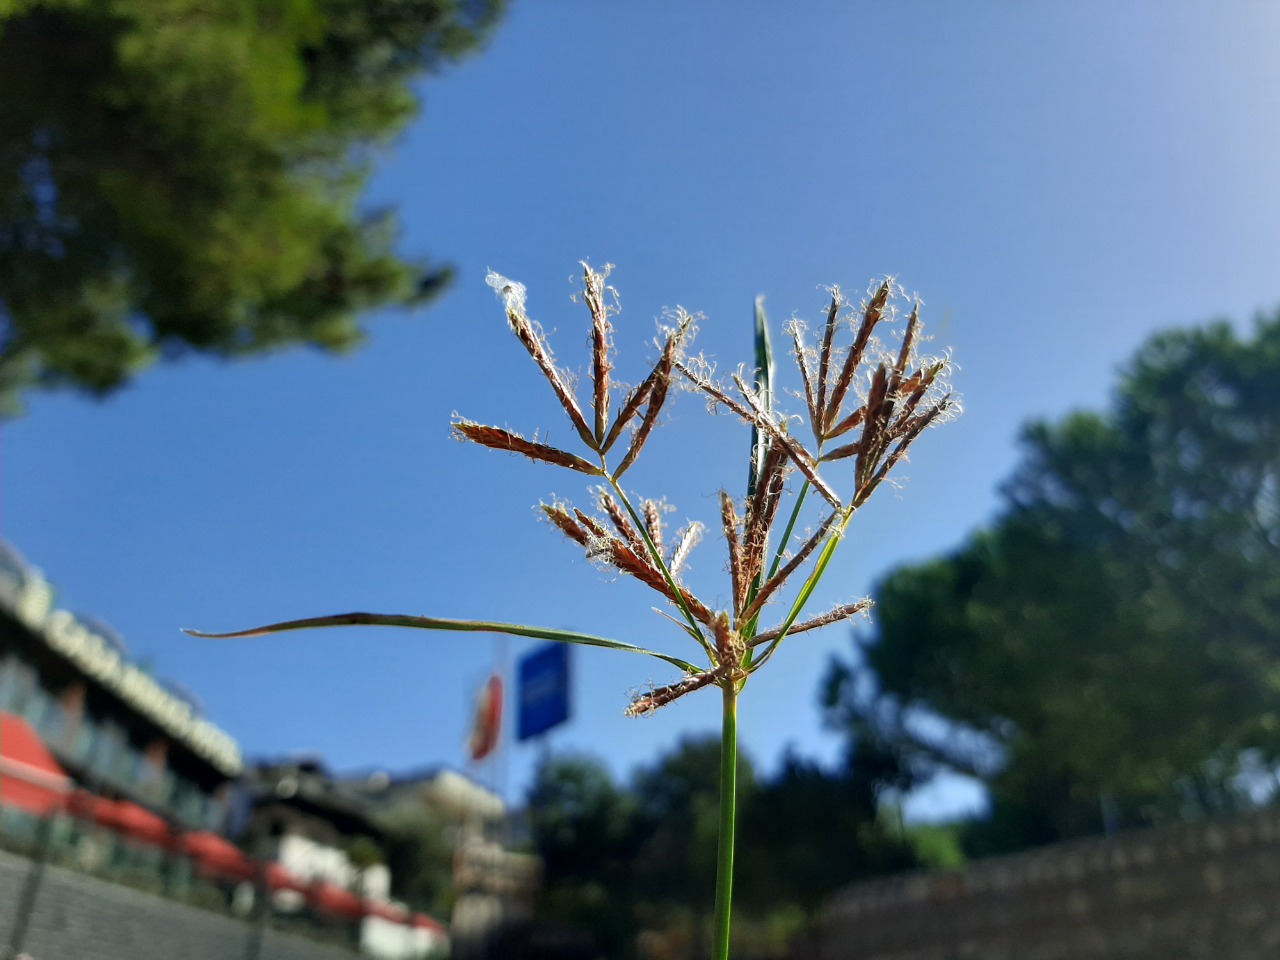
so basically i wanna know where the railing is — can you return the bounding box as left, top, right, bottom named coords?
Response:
left=0, top=803, right=447, bottom=960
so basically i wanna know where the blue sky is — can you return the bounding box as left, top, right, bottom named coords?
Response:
left=8, top=2, right=1280, bottom=819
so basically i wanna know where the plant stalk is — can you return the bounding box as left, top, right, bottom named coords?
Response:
left=607, top=475, right=712, bottom=656
left=713, top=681, right=739, bottom=960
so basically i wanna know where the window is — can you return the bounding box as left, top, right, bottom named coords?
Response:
left=90, top=721, right=125, bottom=783
left=34, top=694, right=67, bottom=744
left=0, top=654, right=35, bottom=713
left=69, top=712, right=100, bottom=765
left=170, top=775, right=207, bottom=828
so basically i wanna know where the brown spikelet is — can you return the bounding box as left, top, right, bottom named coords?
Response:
left=815, top=292, right=840, bottom=419
left=791, top=324, right=820, bottom=437
left=583, top=264, right=613, bottom=444
left=565, top=506, right=712, bottom=627
left=675, top=587, right=715, bottom=628
left=739, top=511, right=840, bottom=624
left=502, top=302, right=598, bottom=451
left=892, top=401, right=950, bottom=441
left=741, top=439, right=789, bottom=591
left=818, top=440, right=861, bottom=463
left=675, top=360, right=759, bottom=423
left=541, top=503, right=590, bottom=544
left=605, top=536, right=715, bottom=626
left=602, top=314, right=694, bottom=455
left=615, top=367, right=669, bottom=478
left=893, top=361, right=945, bottom=428
left=898, top=369, right=926, bottom=398
left=825, top=405, right=866, bottom=441
left=824, top=281, right=890, bottom=434
left=572, top=507, right=611, bottom=542
left=453, top=421, right=602, bottom=475
left=601, top=377, right=654, bottom=454
left=749, top=599, right=873, bottom=646
left=599, top=490, right=645, bottom=553
left=602, top=539, right=654, bottom=582
left=614, top=333, right=685, bottom=477
left=858, top=396, right=952, bottom=506
left=712, top=612, right=743, bottom=671
left=889, top=303, right=919, bottom=396
left=854, top=364, right=892, bottom=488
left=767, top=423, right=838, bottom=508
left=720, top=491, right=745, bottom=617
left=667, top=522, right=703, bottom=577
left=643, top=500, right=665, bottom=554
left=733, top=374, right=841, bottom=509
left=625, top=667, right=728, bottom=717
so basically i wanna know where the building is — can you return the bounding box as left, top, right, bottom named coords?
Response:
left=339, top=766, right=538, bottom=960
left=0, top=542, right=242, bottom=834
left=339, top=765, right=505, bottom=825
left=243, top=756, right=393, bottom=899
left=0, top=541, right=505, bottom=958
left=243, top=756, right=450, bottom=958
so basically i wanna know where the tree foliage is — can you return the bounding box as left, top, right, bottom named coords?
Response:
left=528, top=738, right=915, bottom=959
left=378, top=805, right=453, bottom=916
left=825, top=310, right=1280, bottom=847
left=526, top=753, right=641, bottom=958
left=0, top=0, right=503, bottom=413
left=735, top=746, right=915, bottom=916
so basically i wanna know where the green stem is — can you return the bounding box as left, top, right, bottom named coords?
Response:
left=744, top=479, right=813, bottom=644
left=766, top=480, right=811, bottom=582
left=713, top=681, right=739, bottom=960
left=748, top=503, right=854, bottom=673
left=607, top=474, right=712, bottom=656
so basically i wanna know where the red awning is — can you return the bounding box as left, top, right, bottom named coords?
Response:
left=265, top=862, right=309, bottom=892
left=311, top=881, right=365, bottom=919
left=97, top=799, right=173, bottom=847
left=67, top=788, right=99, bottom=818
left=182, top=831, right=254, bottom=880
left=366, top=900, right=407, bottom=923
left=0, top=712, right=72, bottom=816
left=69, top=790, right=120, bottom=827
left=411, top=912, right=446, bottom=934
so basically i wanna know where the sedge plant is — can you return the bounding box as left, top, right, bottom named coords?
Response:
left=188, top=263, right=956, bottom=959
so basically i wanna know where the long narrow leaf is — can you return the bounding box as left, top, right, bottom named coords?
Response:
left=185, top=613, right=699, bottom=673
left=747, top=295, right=775, bottom=501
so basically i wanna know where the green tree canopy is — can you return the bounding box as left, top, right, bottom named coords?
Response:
left=377, top=805, right=453, bottom=916
left=527, top=739, right=918, bottom=959
left=826, top=309, right=1280, bottom=847
left=527, top=754, right=644, bottom=959
left=0, top=0, right=503, bottom=413
left=736, top=746, right=915, bottom=917
left=629, top=736, right=756, bottom=919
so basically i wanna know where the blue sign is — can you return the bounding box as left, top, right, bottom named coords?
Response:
left=518, top=643, right=571, bottom=741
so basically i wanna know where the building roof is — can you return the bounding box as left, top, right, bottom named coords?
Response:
left=338, top=764, right=506, bottom=822
left=249, top=757, right=384, bottom=836
left=0, top=545, right=242, bottom=777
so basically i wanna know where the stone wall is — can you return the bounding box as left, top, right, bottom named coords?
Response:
left=805, top=807, right=1280, bottom=960
left=0, top=848, right=356, bottom=960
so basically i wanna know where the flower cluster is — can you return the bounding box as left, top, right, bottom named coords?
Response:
left=453, top=265, right=955, bottom=716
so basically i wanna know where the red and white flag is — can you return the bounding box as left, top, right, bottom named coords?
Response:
left=467, top=674, right=503, bottom=762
